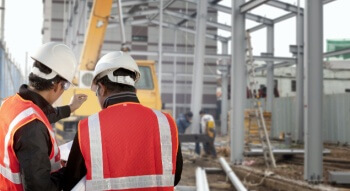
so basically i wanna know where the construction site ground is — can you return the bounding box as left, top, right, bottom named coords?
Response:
left=177, top=135, right=350, bottom=191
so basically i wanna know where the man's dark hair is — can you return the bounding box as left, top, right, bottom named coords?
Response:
left=199, top=109, right=206, bottom=115
left=29, top=61, right=66, bottom=91
left=96, top=68, right=136, bottom=93
left=185, top=111, right=193, bottom=118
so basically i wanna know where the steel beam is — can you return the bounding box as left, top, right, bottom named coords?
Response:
left=324, top=48, right=350, bottom=58
left=211, top=3, right=273, bottom=25
left=296, top=0, right=304, bottom=143
left=151, top=20, right=228, bottom=42
left=254, top=61, right=293, bottom=73
left=118, top=0, right=158, bottom=7
left=248, top=0, right=335, bottom=33
left=164, top=9, right=232, bottom=31
left=266, top=26, right=274, bottom=113
left=231, top=0, right=246, bottom=164
left=246, top=13, right=273, bottom=25
left=266, top=0, right=304, bottom=14
left=158, top=0, right=163, bottom=94
left=240, top=0, right=270, bottom=13
left=304, top=0, right=323, bottom=183
left=191, top=0, right=208, bottom=134
left=148, top=0, right=176, bottom=22
left=328, top=171, right=350, bottom=184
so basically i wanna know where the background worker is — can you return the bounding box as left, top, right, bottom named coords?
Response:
left=63, top=51, right=183, bottom=190
left=0, top=42, right=87, bottom=191
left=176, top=111, right=193, bottom=134
left=199, top=109, right=217, bottom=158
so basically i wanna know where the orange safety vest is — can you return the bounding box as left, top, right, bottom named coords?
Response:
left=0, top=94, right=60, bottom=191
left=78, top=102, right=178, bottom=191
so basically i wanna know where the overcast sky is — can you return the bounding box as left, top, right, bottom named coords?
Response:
left=3, top=0, right=350, bottom=74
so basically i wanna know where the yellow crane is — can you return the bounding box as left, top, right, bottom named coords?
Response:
left=55, top=0, right=162, bottom=141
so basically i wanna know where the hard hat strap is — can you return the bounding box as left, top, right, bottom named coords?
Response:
left=31, top=66, right=58, bottom=80
left=107, top=72, right=135, bottom=86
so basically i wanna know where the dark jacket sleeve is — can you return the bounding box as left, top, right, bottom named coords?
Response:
left=14, top=120, right=63, bottom=191
left=174, top=142, right=183, bottom=185
left=47, top=106, right=71, bottom=124
left=62, top=134, right=87, bottom=191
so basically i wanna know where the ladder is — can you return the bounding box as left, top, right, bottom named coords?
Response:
left=245, top=32, right=276, bottom=168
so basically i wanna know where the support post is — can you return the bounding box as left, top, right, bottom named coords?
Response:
left=230, top=0, right=246, bottom=164
left=190, top=0, right=207, bottom=133
left=296, top=0, right=304, bottom=143
left=157, top=0, right=163, bottom=94
left=172, top=30, right=177, bottom=119
left=266, top=26, right=274, bottom=112
left=304, top=0, right=323, bottom=183
left=221, top=41, right=229, bottom=135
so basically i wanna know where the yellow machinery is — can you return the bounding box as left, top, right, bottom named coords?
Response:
left=55, top=0, right=161, bottom=141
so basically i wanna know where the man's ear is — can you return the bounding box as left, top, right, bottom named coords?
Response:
left=98, top=82, right=107, bottom=96
left=53, top=81, right=60, bottom=92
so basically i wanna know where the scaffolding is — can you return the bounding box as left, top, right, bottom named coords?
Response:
left=55, top=0, right=350, bottom=184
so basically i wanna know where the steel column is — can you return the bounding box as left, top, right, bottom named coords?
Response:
left=304, top=0, right=323, bottom=183
left=190, top=0, right=208, bottom=133
left=221, top=42, right=229, bottom=136
left=231, top=0, right=246, bottom=164
left=296, top=0, right=304, bottom=143
left=172, top=30, right=177, bottom=119
left=157, top=0, right=163, bottom=94
left=266, top=26, right=274, bottom=112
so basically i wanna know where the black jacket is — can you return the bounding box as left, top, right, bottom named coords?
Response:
left=62, top=92, right=183, bottom=190
left=12, top=85, right=71, bottom=191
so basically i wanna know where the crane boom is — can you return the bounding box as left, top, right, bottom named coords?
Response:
left=79, top=0, right=113, bottom=71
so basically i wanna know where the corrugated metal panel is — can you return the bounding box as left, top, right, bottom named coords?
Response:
left=270, top=94, right=350, bottom=144
left=0, top=45, right=25, bottom=102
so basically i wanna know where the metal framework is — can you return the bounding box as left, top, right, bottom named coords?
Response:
left=61, top=0, right=343, bottom=184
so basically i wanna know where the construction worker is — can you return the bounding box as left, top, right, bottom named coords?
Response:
left=199, top=109, right=217, bottom=158
left=176, top=111, right=193, bottom=134
left=0, top=42, right=87, bottom=190
left=63, top=51, right=183, bottom=190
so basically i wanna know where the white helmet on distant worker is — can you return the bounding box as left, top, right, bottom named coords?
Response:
left=91, top=51, right=140, bottom=90
left=30, top=42, right=77, bottom=83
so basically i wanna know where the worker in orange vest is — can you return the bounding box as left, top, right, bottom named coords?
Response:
left=63, top=51, right=183, bottom=191
left=0, top=42, right=87, bottom=190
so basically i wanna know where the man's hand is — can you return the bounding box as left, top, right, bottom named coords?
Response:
left=69, top=94, right=88, bottom=113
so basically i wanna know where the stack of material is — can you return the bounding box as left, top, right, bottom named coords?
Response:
left=244, top=109, right=271, bottom=144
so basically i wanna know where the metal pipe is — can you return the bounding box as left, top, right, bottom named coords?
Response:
left=202, top=168, right=210, bottom=191
left=219, top=157, right=247, bottom=191
left=231, top=0, right=246, bottom=164
left=116, top=0, right=126, bottom=45
left=304, top=0, right=323, bottom=183
left=158, top=0, right=163, bottom=94
left=196, top=168, right=204, bottom=191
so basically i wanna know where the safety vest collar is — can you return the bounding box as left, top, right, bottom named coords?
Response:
left=84, top=109, right=174, bottom=190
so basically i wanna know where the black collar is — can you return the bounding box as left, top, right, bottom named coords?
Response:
left=18, top=84, right=56, bottom=115
left=103, top=92, right=140, bottom=109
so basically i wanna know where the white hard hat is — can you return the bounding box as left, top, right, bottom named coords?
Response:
left=30, top=42, right=77, bottom=83
left=91, top=51, right=140, bottom=90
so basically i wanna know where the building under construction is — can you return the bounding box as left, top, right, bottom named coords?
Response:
left=1, top=0, right=350, bottom=190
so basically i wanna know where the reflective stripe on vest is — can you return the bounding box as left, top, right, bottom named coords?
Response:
left=85, top=109, right=174, bottom=190
left=1, top=106, right=60, bottom=184
left=2, top=107, right=36, bottom=184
